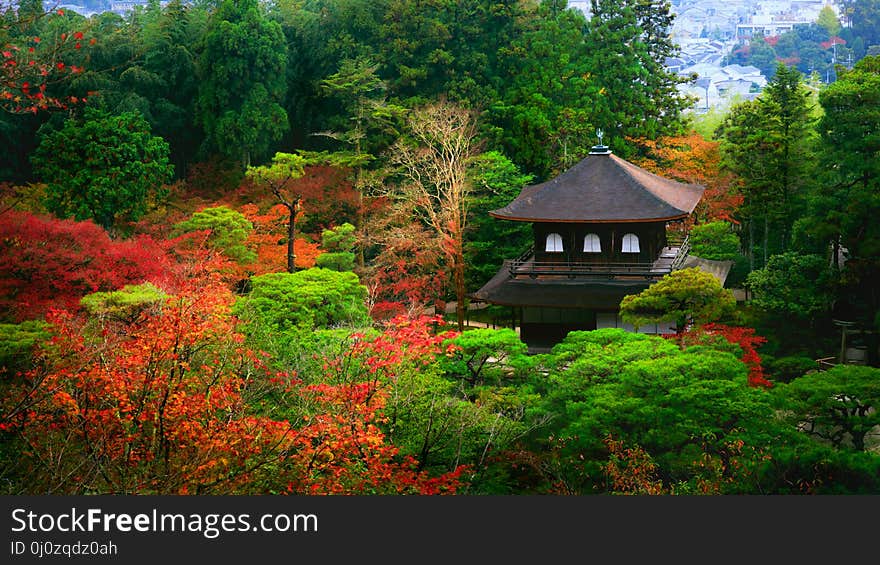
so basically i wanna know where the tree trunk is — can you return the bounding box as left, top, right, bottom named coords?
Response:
left=763, top=214, right=769, bottom=269
left=454, top=234, right=466, bottom=332
left=356, top=174, right=365, bottom=271
left=748, top=219, right=755, bottom=272
left=354, top=130, right=366, bottom=271
left=287, top=201, right=297, bottom=273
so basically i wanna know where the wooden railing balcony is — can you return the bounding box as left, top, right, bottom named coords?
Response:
left=507, top=237, right=691, bottom=280
left=666, top=233, right=687, bottom=247
left=508, top=260, right=671, bottom=279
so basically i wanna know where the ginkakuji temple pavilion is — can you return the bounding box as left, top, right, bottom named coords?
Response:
left=471, top=141, right=707, bottom=352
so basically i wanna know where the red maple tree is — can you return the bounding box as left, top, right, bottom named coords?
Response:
left=1, top=9, right=92, bottom=114
left=0, top=211, right=171, bottom=322
left=363, top=198, right=447, bottom=320
left=680, top=323, right=772, bottom=388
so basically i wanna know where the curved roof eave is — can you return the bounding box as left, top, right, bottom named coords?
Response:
left=487, top=211, right=691, bottom=223
left=487, top=152, right=705, bottom=223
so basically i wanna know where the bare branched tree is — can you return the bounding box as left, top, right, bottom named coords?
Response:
left=387, top=100, right=481, bottom=330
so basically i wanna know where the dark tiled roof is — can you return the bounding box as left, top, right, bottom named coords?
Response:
left=470, top=261, right=654, bottom=308
left=490, top=152, right=705, bottom=223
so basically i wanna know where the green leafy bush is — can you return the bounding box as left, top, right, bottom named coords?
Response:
left=315, top=223, right=356, bottom=272
left=233, top=268, right=369, bottom=331
left=765, top=355, right=818, bottom=383
left=80, top=283, right=166, bottom=323
left=0, top=320, right=50, bottom=374
left=746, top=252, right=832, bottom=319
left=173, top=206, right=256, bottom=264
left=689, top=221, right=742, bottom=261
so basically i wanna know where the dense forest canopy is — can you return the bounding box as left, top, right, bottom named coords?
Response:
left=0, top=0, right=879, bottom=495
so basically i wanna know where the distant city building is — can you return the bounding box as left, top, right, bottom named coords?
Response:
left=663, top=1, right=838, bottom=112
left=56, top=3, right=99, bottom=17
left=46, top=1, right=176, bottom=17
left=110, top=1, right=173, bottom=15
left=568, top=0, right=591, bottom=17
left=736, top=17, right=799, bottom=39
left=110, top=2, right=141, bottom=13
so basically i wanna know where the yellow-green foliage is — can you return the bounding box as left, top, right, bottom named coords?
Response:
left=80, top=283, right=167, bottom=323
left=620, top=268, right=736, bottom=332
left=0, top=320, right=50, bottom=373
left=233, top=268, right=369, bottom=331
left=173, top=206, right=256, bottom=264
left=315, top=223, right=356, bottom=271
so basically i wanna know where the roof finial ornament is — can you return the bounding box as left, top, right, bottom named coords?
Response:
left=589, top=128, right=611, bottom=155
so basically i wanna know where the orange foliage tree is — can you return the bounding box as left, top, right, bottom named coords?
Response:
left=2, top=277, right=465, bottom=494
left=246, top=155, right=358, bottom=273
left=633, top=133, right=743, bottom=227
left=3, top=277, right=286, bottom=494
left=239, top=203, right=321, bottom=275
left=283, top=315, right=464, bottom=494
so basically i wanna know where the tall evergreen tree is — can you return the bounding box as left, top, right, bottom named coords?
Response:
left=376, top=0, right=523, bottom=107
left=840, top=0, right=880, bottom=55
left=278, top=0, right=384, bottom=149
left=92, top=0, right=206, bottom=178
left=809, top=55, right=880, bottom=326
left=583, top=0, right=691, bottom=154
left=758, top=63, right=816, bottom=248
left=318, top=57, right=406, bottom=268
left=465, top=151, right=533, bottom=290
left=31, top=108, right=173, bottom=230
left=196, top=0, right=288, bottom=168
left=716, top=63, right=815, bottom=269
left=487, top=0, right=592, bottom=179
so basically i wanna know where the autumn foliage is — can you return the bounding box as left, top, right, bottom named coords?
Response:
left=681, top=323, right=772, bottom=388
left=284, top=315, right=463, bottom=494
left=5, top=283, right=289, bottom=494
left=633, top=133, right=743, bottom=226
left=1, top=18, right=91, bottom=114
left=239, top=203, right=321, bottom=273
left=2, top=281, right=466, bottom=494
left=364, top=199, right=446, bottom=319
left=0, top=211, right=171, bottom=322
left=286, top=165, right=359, bottom=231
left=602, top=435, right=667, bottom=495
